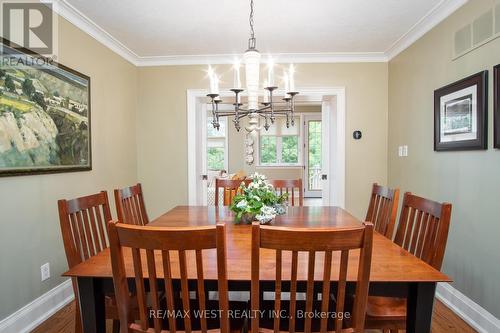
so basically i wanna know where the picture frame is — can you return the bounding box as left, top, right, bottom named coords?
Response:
left=494, top=64, right=500, bottom=149
left=434, top=71, right=488, bottom=151
left=0, top=38, right=91, bottom=176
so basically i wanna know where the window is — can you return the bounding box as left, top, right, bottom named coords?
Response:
left=259, top=116, right=301, bottom=166
left=207, top=116, right=227, bottom=170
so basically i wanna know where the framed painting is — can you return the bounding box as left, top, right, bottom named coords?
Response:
left=495, top=64, right=500, bottom=149
left=434, top=71, right=488, bottom=151
left=0, top=38, right=91, bottom=176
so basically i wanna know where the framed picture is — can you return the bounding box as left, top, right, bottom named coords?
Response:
left=434, top=71, right=488, bottom=151
left=0, top=39, right=91, bottom=176
left=494, top=65, right=500, bottom=149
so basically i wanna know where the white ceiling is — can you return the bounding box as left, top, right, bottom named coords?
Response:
left=57, top=0, right=468, bottom=65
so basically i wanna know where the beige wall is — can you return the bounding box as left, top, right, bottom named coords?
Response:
left=388, top=0, right=500, bottom=317
left=0, top=18, right=138, bottom=319
left=137, top=63, right=388, bottom=220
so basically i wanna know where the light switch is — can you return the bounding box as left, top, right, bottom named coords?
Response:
left=402, top=145, right=408, bottom=156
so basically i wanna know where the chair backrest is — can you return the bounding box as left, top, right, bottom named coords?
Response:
left=394, top=192, right=452, bottom=270
left=114, top=183, right=149, bottom=225
left=251, top=222, right=373, bottom=333
left=365, top=183, right=400, bottom=239
left=109, top=221, right=230, bottom=333
left=214, top=178, right=251, bottom=206
left=58, top=191, right=112, bottom=268
left=268, top=179, right=304, bottom=206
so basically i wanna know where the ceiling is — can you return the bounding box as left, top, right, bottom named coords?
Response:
left=58, top=0, right=467, bottom=65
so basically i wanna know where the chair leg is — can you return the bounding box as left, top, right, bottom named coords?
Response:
left=112, top=319, right=120, bottom=333
left=74, top=303, right=83, bottom=333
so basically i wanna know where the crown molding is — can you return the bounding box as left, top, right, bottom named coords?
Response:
left=385, top=0, right=468, bottom=60
left=134, top=52, right=388, bottom=66
left=50, top=0, right=140, bottom=65
left=51, top=0, right=467, bottom=66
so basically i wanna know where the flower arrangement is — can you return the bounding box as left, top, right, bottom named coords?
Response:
left=230, top=173, right=288, bottom=224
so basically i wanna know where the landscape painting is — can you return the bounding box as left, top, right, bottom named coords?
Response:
left=443, top=95, right=473, bottom=136
left=0, top=40, right=91, bottom=176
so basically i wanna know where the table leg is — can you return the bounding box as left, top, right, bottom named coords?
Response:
left=77, top=277, right=106, bottom=333
left=406, top=282, right=436, bottom=333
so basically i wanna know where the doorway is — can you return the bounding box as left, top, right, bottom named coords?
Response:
left=187, top=87, right=345, bottom=207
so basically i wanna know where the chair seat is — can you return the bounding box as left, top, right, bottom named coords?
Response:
left=364, top=296, right=407, bottom=330
left=365, top=296, right=406, bottom=320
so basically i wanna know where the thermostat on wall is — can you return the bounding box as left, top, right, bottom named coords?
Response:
left=353, top=130, right=362, bottom=140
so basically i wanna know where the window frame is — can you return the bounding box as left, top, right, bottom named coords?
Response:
left=256, top=114, right=304, bottom=167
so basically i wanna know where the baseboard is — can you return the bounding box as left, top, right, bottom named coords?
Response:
left=0, top=279, right=74, bottom=333
left=436, top=282, right=500, bottom=333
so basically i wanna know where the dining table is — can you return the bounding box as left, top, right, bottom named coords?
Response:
left=64, top=205, right=451, bottom=333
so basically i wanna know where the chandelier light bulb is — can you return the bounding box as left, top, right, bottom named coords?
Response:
left=267, top=58, right=274, bottom=87
left=233, top=60, right=241, bottom=89
left=289, top=64, right=296, bottom=92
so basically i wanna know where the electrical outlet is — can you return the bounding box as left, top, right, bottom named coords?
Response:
left=41, top=263, right=50, bottom=281
left=398, top=146, right=403, bottom=157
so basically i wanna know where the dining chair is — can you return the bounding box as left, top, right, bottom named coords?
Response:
left=215, top=178, right=251, bottom=206
left=365, top=183, right=400, bottom=239
left=364, top=192, right=452, bottom=332
left=57, top=191, right=119, bottom=333
left=268, top=179, right=304, bottom=206
left=109, top=221, right=244, bottom=333
left=114, top=183, right=149, bottom=225
left=251, top=221, right=373, bottom=333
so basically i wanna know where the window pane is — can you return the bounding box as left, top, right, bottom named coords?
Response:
left=260, top=136, right=277, bottom=164
left=308, top=121, right=321, bottom=167
left=308, top=120, right=322, bottom=191
left=282, top=136, right=299, bottom=163
left=207, top=117, right=226, bottom=138
left=207, top=147, right=225, bottom=170
left=260, top=116, right=299, bottom=136
left=280, top=117, right=300, bottom=136
left=207, top=138, right=224, bottom=148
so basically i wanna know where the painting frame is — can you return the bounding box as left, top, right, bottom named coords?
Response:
left=494, top=65, right=500, bottom=149
left=0, top=38, right=91, bottom=177
left=434, top=71, right=488, bottom=151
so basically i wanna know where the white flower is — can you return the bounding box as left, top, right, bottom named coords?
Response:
left=236, top=199, right=248, bottom=209
left=252, top=195, right=261, bottom=201
left=256, top=205, right=277, bottom=224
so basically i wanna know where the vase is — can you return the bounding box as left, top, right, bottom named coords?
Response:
left=239, top=212, right=256, bottom=225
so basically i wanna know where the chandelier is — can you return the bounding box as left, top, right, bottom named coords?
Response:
left=207, top=0, right=299, bottom=132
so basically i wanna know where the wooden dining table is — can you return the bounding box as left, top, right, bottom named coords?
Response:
left=64, top=205, right=451, bottom=333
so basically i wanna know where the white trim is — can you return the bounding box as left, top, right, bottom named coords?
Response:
left=436, top=282, right=500, bottom=333
left=49, top=0, right=140, bottom=65
left=0, top=280, right=74, bottom=333
left=135, top=52, right=388, bottom=66
left=385, top=0, right=468, bottom=59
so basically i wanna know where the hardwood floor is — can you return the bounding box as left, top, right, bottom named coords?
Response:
left=32, top=299, right=475, bottom=333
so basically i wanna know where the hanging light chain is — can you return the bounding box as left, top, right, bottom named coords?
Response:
left=248, top=0, right=256, bottom=49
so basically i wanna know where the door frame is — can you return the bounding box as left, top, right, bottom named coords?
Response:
left=303, top=113, right=322, bottom=198
left=187, top=87, right=346, bottom=208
